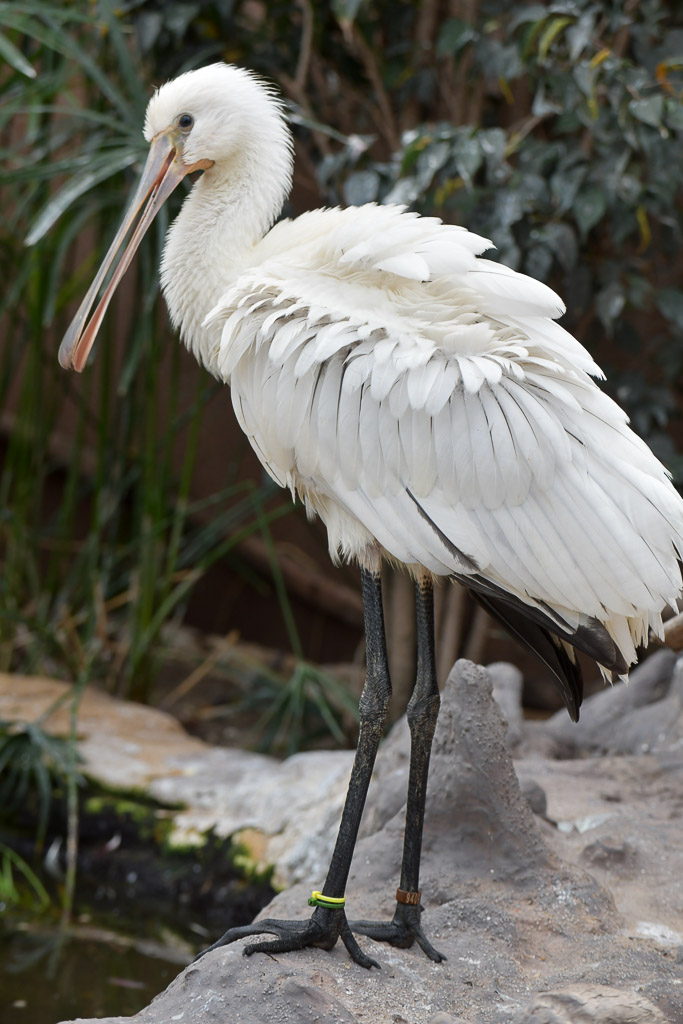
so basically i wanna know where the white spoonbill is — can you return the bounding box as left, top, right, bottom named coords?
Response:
left=59, top=63, right=683, bottom=968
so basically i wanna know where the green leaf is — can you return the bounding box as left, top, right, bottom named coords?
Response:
left=510, top=6, right=548, bottom=31
left=573, top=186, right=607, bottom=237
left=532, top=222, right=578, bottom=271
left=24, top=149, right=138, bottom=246
left=566, top=12, right=596, bottom=62
left=0, top=29, right=35, bottom=77
left=452, top=135, right=482, bottom=188
left=551, top=163, right=587, bottom=214
left=135, top=11, right=163, bottom=53
left=516, top=172, right=549, bottom=207
left=629, top=95, right=664, bottom=128
left=494, top=189, right=523, bottom=229
left=664, top=97, right=683, bottom=132
left=480, top=127, right=507, bottom=182
left=436, top=19, right=475, bottom=58
left=532, top=83, right=563, bottom=117
left=0, top=844, right=50, bottom=907
left=332, top=0, right=365, bottom=24
left=526, top=244, right=554, bottom=281
left=343, top=169, right=380, bottom=206
left=20, top=12, right=132, bottom=122
left=537, top=16, right=574, bottom=63
left=382, top=176, right=421, bottom=205
left=99, top=0, right=144, bottom=116
left=656, top=288, right=683, bottom=326
left=163, top=2, right=201, bottom=42
left=596, top=282, right=625, bottom=334
left=573, top=61, right=597, bottom=99
left=416, top=140, right=451, bottom=187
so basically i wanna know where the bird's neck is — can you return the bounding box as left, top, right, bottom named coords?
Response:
left=160, top=135, right=292, bottom=371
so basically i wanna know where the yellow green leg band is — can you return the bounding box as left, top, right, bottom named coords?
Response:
left=308, top=890, right=346, bottom=909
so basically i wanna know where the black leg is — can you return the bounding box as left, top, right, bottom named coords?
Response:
left=350, top=574, right=446, bottom=962
left=196, top=561, right=391, bottom=969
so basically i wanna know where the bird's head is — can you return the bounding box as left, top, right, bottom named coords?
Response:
left=142, top=63, right=283, bottom=169
left=58, top=63, right=287, bottom=373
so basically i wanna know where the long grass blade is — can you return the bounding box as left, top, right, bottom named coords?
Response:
left=24, top=149, right=139, bottom=245
left=0, top=29, right=36, bottom=77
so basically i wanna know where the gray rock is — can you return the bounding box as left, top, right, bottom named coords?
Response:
left=423, top=660, right=551, bottom=882
left=580, top=838, right=637, bottom=874
left=544, top=648, right=682, bottom=757
left=428, top=1015, right=469, bottom=1024
left=55, top=660, right=683, bottom=1024
left=487, top=661, right=525, bottom=750
left=519, top=778, right=548, bottom=817
left=514, top=984, right=668, bottom=1023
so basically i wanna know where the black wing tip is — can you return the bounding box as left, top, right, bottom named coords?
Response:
left=468, top=588, right=584, bottom=720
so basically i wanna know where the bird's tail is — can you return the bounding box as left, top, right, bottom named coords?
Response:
left=469, top=589, right=584, bottom=721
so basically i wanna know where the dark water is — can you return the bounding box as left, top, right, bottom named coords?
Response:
left=0, top=781, right=274, bottom=1022
left=1, top=910, right=192, bottom=1024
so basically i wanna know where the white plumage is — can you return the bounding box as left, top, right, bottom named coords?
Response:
left=60, top=62, right=683, bottom=702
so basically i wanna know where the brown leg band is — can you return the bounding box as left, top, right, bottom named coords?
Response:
left=396, top=888, right=421, bottom=906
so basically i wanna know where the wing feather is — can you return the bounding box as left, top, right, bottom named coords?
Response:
left=478, top=385, right=530, bottom=505
left=358, top=385, right=384, bottom=496
left=424, top=359, right=460, bottom=416
left=469, top=259, right=565, bottom=318
left=458, top=356, right=487, bottom=394
left=269, top=317, right=313, bottom=363
left=497, top=380, right=558, bottom=489
left=213, top=202, right=683, bottom=691
left=315, top=355, right=344, bottom=484
left=409, top=407, right=437, bottom=496
left=433, top=403, right=459, bottom=505
left=378, top=394, right=401, bottom=483
left=371, top=352, right=402, bottom=401
left=337, top=378, right=363, bottom=490
left=375, top=253, right=431, bottom=280
left=463, top=387, right=505, bottom=510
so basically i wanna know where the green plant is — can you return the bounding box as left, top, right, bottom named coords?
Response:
left=256, top=509, right=360, bottom=752
left=361, top=2, right=683, bottom=477
left=0, top=718, right=82, bottom=848
left=247, top=660, right=360, bottom=756
left=0, top=842, right=51, bottom=909
left=0, top=2, right=294, bottom=705
left=0, top=702, right=79, bottom=917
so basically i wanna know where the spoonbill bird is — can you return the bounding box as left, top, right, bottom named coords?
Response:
left=59, top=63, right=683, bottom=969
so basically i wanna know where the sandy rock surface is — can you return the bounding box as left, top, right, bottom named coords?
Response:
left=3, top=655, right=682, bottom=1023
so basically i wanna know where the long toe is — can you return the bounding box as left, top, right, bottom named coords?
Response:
left=194, top=908, right=381, bottom=967
left=193, top=917, right=312, bottom=961
left=339, top=919, right=381, bottom=969
left=349, top=915, right=446, bottom=963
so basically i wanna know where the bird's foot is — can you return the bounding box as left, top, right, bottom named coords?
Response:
left=350, top=899, right=446, bottom=963
left=195, top=906, right=381, bottom=970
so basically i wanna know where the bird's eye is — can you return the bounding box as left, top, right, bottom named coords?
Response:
left=177, top=113, right=194, bottom=131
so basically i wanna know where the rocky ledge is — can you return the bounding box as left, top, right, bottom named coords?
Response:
left=2, top=652, right=681, bottom=1023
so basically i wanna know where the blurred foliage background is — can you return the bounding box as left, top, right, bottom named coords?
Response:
left=1, top=0, right=683, bottom=755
